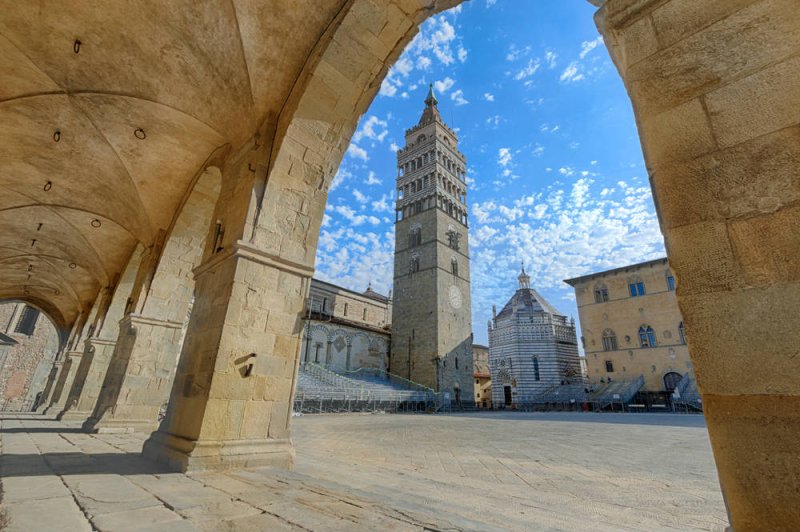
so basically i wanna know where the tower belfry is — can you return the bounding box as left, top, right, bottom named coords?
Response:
left=390, top=86, right=473, bottom=403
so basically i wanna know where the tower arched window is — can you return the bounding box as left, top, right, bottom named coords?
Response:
left=410, top=256, right=420, bottom=273
left=639, top=325, right=656, bottom=348
left=678, top=322, right=686, bottom=345
left=594, top=283, right=609, bottom=303
left=602, top=329, right=617, bottom=351
left=408, top=227, right=421, bottom=248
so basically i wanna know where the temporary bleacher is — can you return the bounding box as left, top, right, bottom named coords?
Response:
left=515, top=374, right=645, bottom=411
left=294, top=363, right=437, bottom=414
left=673, top=372, right=702, bottom=411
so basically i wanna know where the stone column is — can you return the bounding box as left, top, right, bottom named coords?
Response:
left=83, top=314, right=184, bottom=433
left=43, top=351, right=82, bottom=415
left=597, top=0, right=800, bottom=528
left=58, top=338, right=116, bottom=421
left=34, top=360, right=62, bottom=413
left=142, top=241, right=309, bottom=470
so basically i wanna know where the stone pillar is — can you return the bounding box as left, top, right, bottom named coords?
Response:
left=83, top=314, right=184, bottom=433
left=597, top=0, right=800, bottom=528
left=58, top=338, right=116, bottom=421
left=143, top=241, right=309, bottom=470
left=34, top=360, right=62, bottom=413
left=43, top=351, right=82, bottom=415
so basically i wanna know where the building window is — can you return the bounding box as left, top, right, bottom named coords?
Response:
left=343, top=303, right=348, bottom=316
left=639, top=325, right=657, bottom=348
left=408, top=227, right=422, bottom=247
left=410, top=256, right=420, bottom=273
left=678, top=322, right=686, bottom=345
left=14, top=306, right=39, bottom=336
left=629, top=279, right=645, bottom=297
left=605, top=360, right=614, bottom=373
left=321, top=298, right=328, bottom=313
left=593, top=283, right=609, bottom=303
left=666, top=274, right=676, bottom=291
left=455, top=357, right=459, bottom=370
left=533, top=357, right=540, bottom=381
left=451, top=258, right=458, bottom=276
left=602, top=329, right=618, bottom=351
left=363, top=308, right=367, bottom=321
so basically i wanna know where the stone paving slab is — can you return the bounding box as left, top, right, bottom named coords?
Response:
left=0, top=412, right=729, bottom=531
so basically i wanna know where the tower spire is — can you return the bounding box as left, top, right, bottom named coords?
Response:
left=424, top=83, right=438, bottom=107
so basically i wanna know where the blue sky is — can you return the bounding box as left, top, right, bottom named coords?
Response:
left=315, top=0, right=666, bottom=346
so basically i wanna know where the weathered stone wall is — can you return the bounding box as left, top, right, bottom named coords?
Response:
left=0, top=302, right=59, bottom=411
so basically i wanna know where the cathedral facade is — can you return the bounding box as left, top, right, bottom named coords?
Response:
left=488, top=268, right=581, bottom=407
left=390, top=87, right=474, bottom=404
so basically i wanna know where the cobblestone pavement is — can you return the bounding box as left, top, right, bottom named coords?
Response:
left=0, top=412, right=728, bottom=531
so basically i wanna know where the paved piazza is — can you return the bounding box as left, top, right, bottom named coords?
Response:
left=0, top=412, right=728, bottom=531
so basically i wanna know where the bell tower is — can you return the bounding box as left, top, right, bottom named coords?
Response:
left=390, top=85, right=474, bottom=405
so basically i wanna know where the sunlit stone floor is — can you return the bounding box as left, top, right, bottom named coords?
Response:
left=0, top=412, right=728, bottom=531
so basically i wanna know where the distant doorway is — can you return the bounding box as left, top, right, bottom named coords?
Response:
left=504, top=386, right=512, bottom=406
left=663, top=372, right=682, bottom=392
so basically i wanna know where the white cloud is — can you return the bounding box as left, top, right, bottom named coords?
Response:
left=389, top=142, right=400, bottom=153
left=514, top=58, right=541, bottom=80
left=379, top=78, right=398, bottom=97
left=579, top=36, right=604, bottom=59
left=394, top=56, right=414, bottom=76
left=352, top=189, right=368, bottom=204
left=457, top=47, right=468, bottom=62
left=365, top=171, right=382, bottom=185
left=330, top=168, right=352, bottom=191
left=486, top=115, right=501, bottom=128
left=540, top=123, right=560, bottom=133
left=371, top=194, right=393, bottom=213
left=346, top=144, right=368, bottom=161
left=450, top=89, right=469, bottom=106
left=498, top=148, right=512, bottom=167
left=353, top=115, right=389, bottom=144
left=486, top=0, right=497, bottom=6
left=532, top=144, right=544, bottom=157
left=544, top=50, right=558, bottom=69
left=560, top=61, right=584, bottom=83
left=416, top=56, right=432, bottom=70
left=434, top=77, right=455, bottom=94
left=483, top=92, right=495, bottom=102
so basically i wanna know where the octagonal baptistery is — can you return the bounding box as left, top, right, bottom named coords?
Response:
left=488, top=268, right=581, bottom=407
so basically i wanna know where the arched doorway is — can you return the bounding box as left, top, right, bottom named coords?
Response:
left=663, top=372, right=682, bottom=392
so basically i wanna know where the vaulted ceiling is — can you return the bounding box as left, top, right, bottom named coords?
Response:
left=0, top=0, right=347, bottom=330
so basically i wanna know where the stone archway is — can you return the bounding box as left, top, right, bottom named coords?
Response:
left=0, top=1, right=795, bottom=528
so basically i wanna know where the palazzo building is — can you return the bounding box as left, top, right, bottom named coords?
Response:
left=390, top=87, right=474, bottom=404
left=564, top=257, right=692, bottom=393
left=488, top=268, right=581, bottom=407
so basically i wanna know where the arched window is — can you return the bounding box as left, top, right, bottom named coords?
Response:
left=602, top=329, right=617, bottom=351
left=532, top=357, right=540, bottom=381
left=451, top=258, right=458, bottom=276
left=678, top=322, right=686, bottom=345
left=410, top=256, right=420, bottom=273
left=408, top=227, right=421, bottom=248
left=629, top=276, right=645, bottom=297
left=593, top=283, right=609, bottom=303
left=639, top=325, right=656, bottom=348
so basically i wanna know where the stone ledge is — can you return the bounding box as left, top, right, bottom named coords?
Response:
left=142, top=430, right=294, bottom=473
